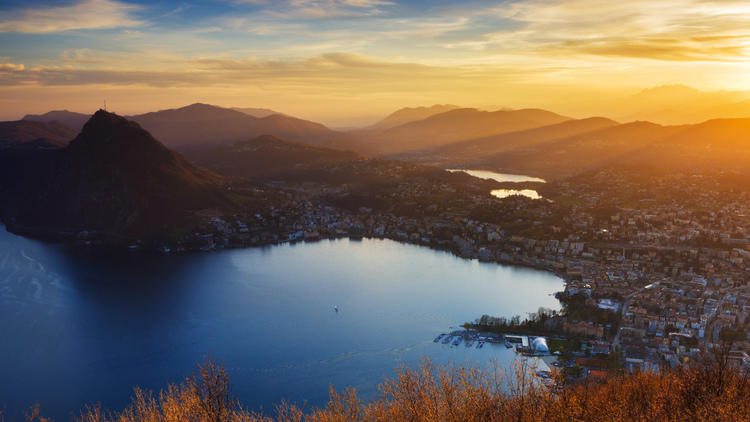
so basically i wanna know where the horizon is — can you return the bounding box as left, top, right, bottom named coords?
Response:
left=4, top=1, right=750, bottom=126
left=6, top=84, right=750, bottom=129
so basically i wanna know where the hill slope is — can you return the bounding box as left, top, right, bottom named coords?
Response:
left=130, top=103, right=352, bottom=151
left=474, top=121, right=684, bottom=179
left=187, top=134, right=361, bottom=179
left=0, top=120, right=77, bottom=148
left=369, top=104, right=460, bottom=129
left=353, top=108, right=570, bottom=155
left=399, top=116, right=619, bottom=165
left=611, top=117, right=750, bottom=172
left=231, top=107, right=280, bottom=118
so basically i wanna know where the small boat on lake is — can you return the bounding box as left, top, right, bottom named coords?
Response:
left=477, top=341, right=485, bottom=349
left=452, top=337, right=462, bottom=346
left=434, top=334, right=446, bottom=343
left=442, top=335, right=453, bottom=344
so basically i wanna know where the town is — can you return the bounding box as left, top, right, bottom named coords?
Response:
left=82, top=162, right=749, bottom=383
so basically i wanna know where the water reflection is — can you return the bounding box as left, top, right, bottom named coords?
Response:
left=447, top=169, right=545, bottom=199
left=447, top=169, right=546, bottom=183
left=491, top=189, right=542, bottom=200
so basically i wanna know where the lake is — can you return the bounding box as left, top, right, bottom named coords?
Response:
left=446, top=169, right=545, bottom=199
left=0, top=227, right=563, bottom=420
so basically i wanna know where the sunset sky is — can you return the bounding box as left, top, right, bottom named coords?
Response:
left=2, top=0, right=750, bottom=125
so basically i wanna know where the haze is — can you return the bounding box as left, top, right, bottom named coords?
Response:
left=3, top=0, right=750, bottom=126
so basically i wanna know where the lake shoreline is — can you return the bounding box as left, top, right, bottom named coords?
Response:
left=1, top=222, right=571, bottom=291
left=0, top=228, right=564, bottom=420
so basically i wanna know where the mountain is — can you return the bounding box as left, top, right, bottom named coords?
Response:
left=368, top=104, right=460, bottom=129
left=187, top=134, right=361, bottom=179
left=664, top=117, right=750, bottom=148
left=22, top=110, right=91, bottom=131
left=0, top=120, right=77, bottom=148
left=472, top=121, right=684, bottom=179
left=130, top=103, right=352, bottom=151
left=612, top=118, right=750, bottom=172
left=352, top=108, right=571, bottom=155
left=1, top=110, right=228, bottom=239
left=398, top=117, right=619, bottom=166
left=614, top=85, right=750, bottom=124
left=232, top=107, right=280, bottom=118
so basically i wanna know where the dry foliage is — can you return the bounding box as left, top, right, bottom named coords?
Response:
left=13, top=356, right=749, bottom=422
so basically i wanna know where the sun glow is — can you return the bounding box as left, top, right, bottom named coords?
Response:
left=3, top=0, right=750, bottom=124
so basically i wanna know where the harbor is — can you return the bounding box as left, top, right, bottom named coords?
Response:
left=432, top=329, right=556, bottom=385
left=433, top=329, right=555, bottom=357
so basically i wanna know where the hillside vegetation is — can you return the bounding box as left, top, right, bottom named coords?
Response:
left=12, top=355, right=745, bottom=422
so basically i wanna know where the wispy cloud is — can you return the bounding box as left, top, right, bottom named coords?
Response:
left=0, top=52, right=539, bottom=90
left=0, top=0, right=145, bottom=33
left=235, top=0, right=395, bottom=19
left=477, top=0, right=750, bottom=62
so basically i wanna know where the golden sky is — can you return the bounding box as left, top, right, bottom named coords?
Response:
left=2, top=0, right=750, bottom=126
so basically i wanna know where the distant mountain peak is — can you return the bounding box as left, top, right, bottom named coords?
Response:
left=636, top=84, right=698, bottom=95
left=22, top=109, right=91, bottom=131
left=130, top=103, right=351, bottom=151
left=369, top=104, right=461, bottom=129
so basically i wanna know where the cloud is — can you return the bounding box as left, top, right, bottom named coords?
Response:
left=479, top=0, right=750, bottom=62
left=0, top=63, right=25, bottom=71
left=0, top=0, right=145, bottom=33
left=0, top=53, right=540, bottom=91
left=237, top=0, right=395, bottom=19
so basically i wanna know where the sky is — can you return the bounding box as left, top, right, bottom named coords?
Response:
left=2, top=0, right=750, bottom=126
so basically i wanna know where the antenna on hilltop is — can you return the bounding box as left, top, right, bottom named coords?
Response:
left=103, top=99, right=107, bottom=111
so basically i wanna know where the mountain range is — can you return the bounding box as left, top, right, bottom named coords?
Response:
left=5, top=98, right=750, bottom=244
left=610, top=85, right=750, bottom=124
left=10, top=96, right=750, bottom=185
left=350, top=108, right=571, bottom=155
left=22, top=110, right=91, bottom=131
left=130, top=103, right=353, bottom=151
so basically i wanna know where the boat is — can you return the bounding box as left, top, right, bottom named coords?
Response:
left=452, top=337, right=462, bottom=346
left=442, top=335, right=453, bottom=344
left=505, top=340, right=513, bottom=348
left=477, top=341, right=485, bottom=349
left=433, top=334, right=446, bottom=343
left=465, top=340, right=474, bottom=347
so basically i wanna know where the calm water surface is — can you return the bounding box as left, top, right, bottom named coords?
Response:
left=447, top=169, right=545, bottom=199
left=0, top=227, right=562, bottom=420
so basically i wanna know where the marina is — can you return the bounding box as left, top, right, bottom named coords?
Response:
left=432, top=329, right=556, bottom=356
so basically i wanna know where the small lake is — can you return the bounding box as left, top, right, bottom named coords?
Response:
left=446, top=169, right=545, bottom=200
left=0, top=228, right=562, bottom=420
left=447, top=169, right=546, bottom=184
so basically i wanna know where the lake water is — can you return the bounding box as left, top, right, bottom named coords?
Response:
left=446, top=169, right=545, bottom=200
left=0, top=227, right=563, bottom=420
